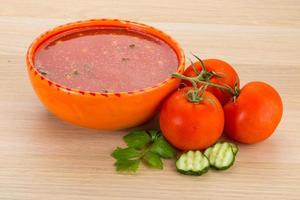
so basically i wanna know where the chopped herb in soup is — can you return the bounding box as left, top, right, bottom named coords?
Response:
left=34, top=27, right=178, bottom=92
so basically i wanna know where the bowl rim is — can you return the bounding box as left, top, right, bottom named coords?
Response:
left=26, top=18, right=185, bottom=97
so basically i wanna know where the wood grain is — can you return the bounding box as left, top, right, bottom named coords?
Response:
left=0, top=0, right=300, bottom=199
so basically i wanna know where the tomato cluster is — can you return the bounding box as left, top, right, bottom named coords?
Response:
left=160, top=57, right=283, bottom=150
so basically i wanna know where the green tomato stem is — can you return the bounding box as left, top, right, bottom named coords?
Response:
left=172, top=72, right=236, bottom=98
left=195, top=79, right=235, bottom=96
left=172, top=54, right=238, bottom=103
left=188, top=58, right=201, bottom=75
left=172, top=73, right=201, bottom=103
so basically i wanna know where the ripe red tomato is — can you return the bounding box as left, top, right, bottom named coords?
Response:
left=159, top=87, right=224, bottom=150
left=224, top=82, right=283, bottom=144
left=183, top=59, right=240, bottom=105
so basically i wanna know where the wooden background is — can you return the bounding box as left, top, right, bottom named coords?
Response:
left=1, top=0, right=300, bottom=199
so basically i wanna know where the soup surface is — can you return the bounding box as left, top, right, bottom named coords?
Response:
left=34, top=27, right=178, bottom=92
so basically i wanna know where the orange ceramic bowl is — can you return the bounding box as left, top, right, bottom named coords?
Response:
left=26, top=19, right=185, bottom=130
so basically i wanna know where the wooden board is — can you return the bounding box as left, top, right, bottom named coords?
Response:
left=0, top=0, right=300, bottom=199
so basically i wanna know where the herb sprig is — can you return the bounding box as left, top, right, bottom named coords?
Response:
left=112, top=130, right=176, bottom=173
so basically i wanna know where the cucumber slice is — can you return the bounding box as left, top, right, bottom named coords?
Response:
left=205, top=142, right=238, bottom=157
left=229, top=142, right=239, bottom=155
left=176, top=150, right=209, bottom=176
left=205, top=142, right=236, bottom=170
left=204, top=147, right=212, bottom=158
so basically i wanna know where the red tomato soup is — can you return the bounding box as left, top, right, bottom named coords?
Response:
left=34, top=27, right=179, bottom=92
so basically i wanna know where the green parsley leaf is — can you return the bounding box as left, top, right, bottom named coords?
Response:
left=114, top=159, right=140, bottom=172
left=148, top=130, right=160, bottom=141
left=150, top=136, right=176, bottom=159
left=112, top=129, right=178, bottom=173
left=123, top=130, right=151, bottom=149
left=142, top=151, right=163, bottom=169
left=111, top=147, right=141, bottom=160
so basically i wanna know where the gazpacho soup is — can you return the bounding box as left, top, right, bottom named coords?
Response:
left=34, top=26, right=179, bottom=92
